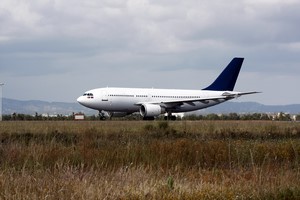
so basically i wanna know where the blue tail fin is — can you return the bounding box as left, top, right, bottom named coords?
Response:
left=203, top=57, right=244, bottom=91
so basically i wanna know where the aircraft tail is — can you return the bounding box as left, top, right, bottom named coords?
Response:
left=203, top=57, right=244, bottom=91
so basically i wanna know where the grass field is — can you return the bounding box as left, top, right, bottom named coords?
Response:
left=0, top=120, right=300, bottom=199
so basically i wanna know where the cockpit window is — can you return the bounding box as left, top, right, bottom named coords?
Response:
left=83, top=93, right=94, bottom=98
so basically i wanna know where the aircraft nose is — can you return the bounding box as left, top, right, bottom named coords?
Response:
left=77, top=96, right=86, bottom=105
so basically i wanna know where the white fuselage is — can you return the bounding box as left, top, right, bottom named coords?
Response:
left=77, top=58, right=258, bottom=118
left=77, top=87, right=227, bottom=114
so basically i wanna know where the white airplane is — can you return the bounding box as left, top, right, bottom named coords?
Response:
left=77, top=58, right=259, bottom=120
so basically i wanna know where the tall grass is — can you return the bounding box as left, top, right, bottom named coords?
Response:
left=0, top=121, right=300, bottom=199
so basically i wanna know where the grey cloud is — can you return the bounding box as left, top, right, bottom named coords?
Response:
left=0, top=0, right=300, bottom=104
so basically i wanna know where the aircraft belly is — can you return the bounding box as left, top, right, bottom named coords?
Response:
left=107, top=98, right=138, bottom=113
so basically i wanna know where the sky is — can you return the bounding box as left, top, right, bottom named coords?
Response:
left=0, top=0, right=300, bottom=105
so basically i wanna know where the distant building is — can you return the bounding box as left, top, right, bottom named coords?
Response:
left=42, top=113, right=58, bottom=118
left=74, top=113, right=84, bottom=120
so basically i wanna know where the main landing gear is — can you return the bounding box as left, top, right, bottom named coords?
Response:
left=164, top=112, right=177, bottom=121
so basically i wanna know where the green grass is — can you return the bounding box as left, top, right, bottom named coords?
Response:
left=0, top=121, right=300, bottom=199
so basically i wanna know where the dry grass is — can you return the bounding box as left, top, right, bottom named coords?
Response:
left=0, top=121, right=300, bottom=199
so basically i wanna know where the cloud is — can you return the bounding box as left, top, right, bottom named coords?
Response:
left=2, top=0, right=300, bottom=55
left=0, top=0, right=300, bottom=104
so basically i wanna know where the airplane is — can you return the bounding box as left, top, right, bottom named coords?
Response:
left=77, top=57, right=259, bottom=120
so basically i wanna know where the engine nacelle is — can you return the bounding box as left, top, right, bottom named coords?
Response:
left=140, top=104, right=165, bottom=117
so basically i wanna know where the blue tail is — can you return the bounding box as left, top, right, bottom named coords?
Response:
left=203, top=57, right=244, bottom=91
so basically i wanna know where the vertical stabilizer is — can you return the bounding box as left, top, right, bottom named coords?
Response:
left=203, top=57, right=244, bottom=91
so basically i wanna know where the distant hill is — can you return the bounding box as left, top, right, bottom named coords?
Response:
left=202, top=101, right=300, bottom=114
left=2, top=98, right=94, bottom=115
left=2, top=98, right=300, bottom=116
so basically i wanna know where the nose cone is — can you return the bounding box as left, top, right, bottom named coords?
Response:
left=77, top=96, right=86, bottom=106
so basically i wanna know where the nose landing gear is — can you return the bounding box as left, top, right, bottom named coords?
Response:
left=98, top=110, right=110, bottom=120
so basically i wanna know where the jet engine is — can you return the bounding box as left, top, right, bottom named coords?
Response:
left=140, top=104, right=165, bottom=117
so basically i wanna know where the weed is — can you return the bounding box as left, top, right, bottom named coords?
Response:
left=158, top=121, right=169, bottom=130
left=0, top=121, right=299, bottom=199
left=144, top=123, right=155, bottom=131
left=167, top=176, right=174, bottom=190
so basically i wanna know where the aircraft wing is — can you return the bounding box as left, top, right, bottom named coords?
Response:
left=221, top=91, right=261, bottom=98
left=135, top=91, right=260, bottom=106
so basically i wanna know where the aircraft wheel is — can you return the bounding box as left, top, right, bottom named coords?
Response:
left=99, top=110, right=107, bottom=120
left=100, top=116, right=106, bottom=120
left=171, top=116, right=177, bottom=121
left=164, top=115, right=176, bottom=120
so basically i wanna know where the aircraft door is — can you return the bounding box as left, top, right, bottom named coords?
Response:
left=101, top=90, right=111, bottom=106
left=147, top=91, right=153, bottom=102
